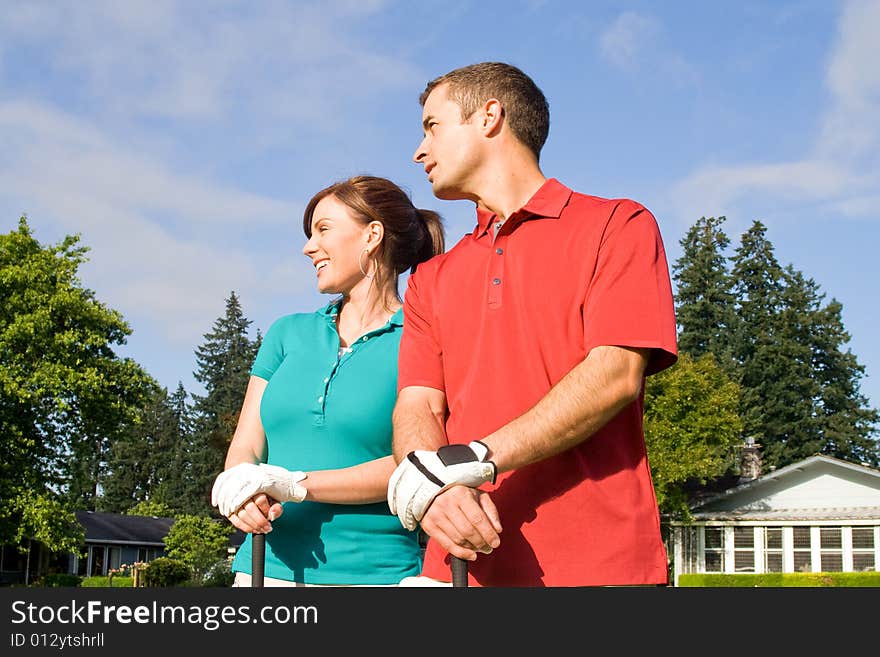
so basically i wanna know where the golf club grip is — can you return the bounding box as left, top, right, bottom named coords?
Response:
left=451, top=555, right=468, bottom=587
left=252, top=532, right=266, bottom=588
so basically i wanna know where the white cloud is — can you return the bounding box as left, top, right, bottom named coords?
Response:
left=598, top=11, right=699, bottom=86
left=0, top=0, right=419, bottom=126
left=0, top=101, right=294, bottom=227
left=668, top=0, right=880, bottom=225
left=599, top=11, right=659, bottom=72
left=0, top=98, right=310, bottom=347
left=0, top=0, right=428, bottom=358
left=673, top=159, right=846, bottom=212
left=819, top=0, right=880, bottom=158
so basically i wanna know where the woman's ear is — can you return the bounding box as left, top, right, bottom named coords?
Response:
left=365, top=220, right=384, bottom=250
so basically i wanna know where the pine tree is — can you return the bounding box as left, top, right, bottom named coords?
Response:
left=100, top=388, right=170, bottom=512
left=729, top=221, right=879, bottom=469
left=784, top=268, right=879, bottom=465
left=102, top=381, right=201, bottom=514
left=154, top=382, right=198, bottom=510
left=188, top=292, right=259, bottom=515
left=730, top=221, right=801, bottom=468
left=672, top=216, right=738, bottom=370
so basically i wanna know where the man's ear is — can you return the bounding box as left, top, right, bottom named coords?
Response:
left=480, top=98, right=504, bottom=136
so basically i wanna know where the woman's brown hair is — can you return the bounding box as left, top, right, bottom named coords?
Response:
left=303, top=175, right=445, bottom=304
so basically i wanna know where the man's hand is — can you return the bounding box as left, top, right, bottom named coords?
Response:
left=212, top=462, right=308, bottom=517
left=419, top=485, right=502, bottom=560
left=387, top=441, right=496, bottom=531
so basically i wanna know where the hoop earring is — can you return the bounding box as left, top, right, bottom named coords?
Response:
left=358, top=248, right=374, bottom=279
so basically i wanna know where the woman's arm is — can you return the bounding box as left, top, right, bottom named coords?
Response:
left=224, top=375, right=269, bottom=468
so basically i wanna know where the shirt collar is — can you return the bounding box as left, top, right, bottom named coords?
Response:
left=318, top=298, right=403, bottom=329
left=319, top=298, right=343, bottom=321
left=474, top=178, right=573, bottom=237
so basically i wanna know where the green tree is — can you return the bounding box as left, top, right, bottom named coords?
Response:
left=101, top=382, right=195, bottom=514
left=729, top=220, right=796, bottom=469
left=188, top=292, right=260, bottom=515
left=672, top=216, right=738, bottom=370
left=779, top=267, right=879, bottom=465
left=152, top=382, right=198, bottom=511
left=163, top=514, right=234, bottom=585
left=12, top=495, right=85, bottom=559
left=127, top=499, right=176, bottom=518
left=644, top=352, right=743, bottom=517
left=0, top=217, right=155, bottom=546
left=729, top=221, right=878, bottom=469
left=100, top=387, right=167, bottom=512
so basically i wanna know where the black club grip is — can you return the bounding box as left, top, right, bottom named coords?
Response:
left=451, top=555, right=468, bottom=587
left=251, top=532, right=266, bottom=588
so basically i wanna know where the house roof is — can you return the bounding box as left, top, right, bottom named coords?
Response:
left=689, top=506, right=880, bottom=522
left=676, top=454, right=880, bottom=523
left=76, top=511, right=174, bottom=546
left=75, top=510, right=247, bottom=548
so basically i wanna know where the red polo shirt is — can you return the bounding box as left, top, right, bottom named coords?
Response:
left=398, top=178, right=678, bottom=586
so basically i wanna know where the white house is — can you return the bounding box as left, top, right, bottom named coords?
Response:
left=668, top=453, right=880, bottom=586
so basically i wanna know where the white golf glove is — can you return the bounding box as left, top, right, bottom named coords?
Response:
left=211, top=462, right=308, bottom=517
left=387, top=441, right=496, bottom=531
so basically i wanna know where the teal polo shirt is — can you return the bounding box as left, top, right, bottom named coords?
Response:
left=230, top=299, right=421, bottom=585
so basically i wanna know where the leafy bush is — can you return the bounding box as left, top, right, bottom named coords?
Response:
left=202, top=559, right=235, bottom=587
left=144, top=557, right=191, bottom=587
left=163, top=515, right=234, bottom=585
left=678, top=571, right=880, bottom=587
left=34, top=573, right=82, bottom=587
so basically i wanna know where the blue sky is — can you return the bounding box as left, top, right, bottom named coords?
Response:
left=2, top=1, right=879, bottom=415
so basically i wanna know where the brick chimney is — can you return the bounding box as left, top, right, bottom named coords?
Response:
left=738, top=435, right=763, bottom=483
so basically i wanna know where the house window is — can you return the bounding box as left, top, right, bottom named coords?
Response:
left=820, top=527, right=843, bottom=571
left=793, top=526, right=812, bottom=572
left=76, top=553, right=88, bottom=576
left=851, top=527, right=875, bottom=572
left=704, top=527, right=724, bottom=572
left=679, top=526, right=699, bottom=574
left=764, top=528, right=783, bottom=572
left=733, top=526, right=755, bottom=572
left=109, top=547, right=121, bottom=571
left=89, top=547, right=105, bottom=576
left=137, top=547, right=158, bottom=563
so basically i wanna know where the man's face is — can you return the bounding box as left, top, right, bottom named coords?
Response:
left=413, top=84, right=483, bottom=200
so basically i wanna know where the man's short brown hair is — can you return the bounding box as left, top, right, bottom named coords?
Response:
left=420, top=62, right=550, bottom=161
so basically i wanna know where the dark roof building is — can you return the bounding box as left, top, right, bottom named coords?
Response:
left=76, top=511, right=174, bottom=547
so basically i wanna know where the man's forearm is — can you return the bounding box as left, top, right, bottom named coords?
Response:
left=391, top=387, right=449, bottom=462
left=482, top=345, right=650, bottom=473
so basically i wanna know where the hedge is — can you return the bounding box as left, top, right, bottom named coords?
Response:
left=677, top=571, right=880, bottom=587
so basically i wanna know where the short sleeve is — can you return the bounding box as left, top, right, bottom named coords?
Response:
left=582, top=201, right=678, bottom=376
left=397, top=265, right=446, bottom=393
left=250, top=315, right=289, bottom=381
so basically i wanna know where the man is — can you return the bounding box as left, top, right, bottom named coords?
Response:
left=387, top=62, right=678, bottom=586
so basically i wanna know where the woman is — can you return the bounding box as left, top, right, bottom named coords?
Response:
left=211, top=175, right=444, bottom=586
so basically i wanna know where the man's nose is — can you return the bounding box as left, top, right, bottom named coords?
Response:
left=413, top=138, right=427, bottom=164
